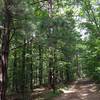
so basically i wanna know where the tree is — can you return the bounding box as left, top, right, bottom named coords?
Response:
left=1, top=0, right=12, bottom=99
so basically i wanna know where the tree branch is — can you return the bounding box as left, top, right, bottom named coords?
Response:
left=10, top=36, right=36, bottom=50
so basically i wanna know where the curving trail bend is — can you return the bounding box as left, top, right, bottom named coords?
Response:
left=54, top=79, right=100, bottom=100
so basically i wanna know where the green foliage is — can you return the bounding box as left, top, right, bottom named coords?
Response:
left=0, top=0, right=100, bottom=99
left=42, top=90, right=61, bottom=100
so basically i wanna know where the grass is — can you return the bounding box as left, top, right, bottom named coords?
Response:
left=42, top=90, right=62, bottom=100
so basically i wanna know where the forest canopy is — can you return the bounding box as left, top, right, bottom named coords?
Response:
left=0, top=0, right=100, bottom=100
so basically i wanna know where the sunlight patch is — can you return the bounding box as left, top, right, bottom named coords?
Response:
left=59, top=88, right=75, bottom=93
left=81, top=93, right=88, bottom=96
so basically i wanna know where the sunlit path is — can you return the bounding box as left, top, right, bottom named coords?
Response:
left=54, top=79, right=100, bottom=100
left=0, top=0, right=99, bottom=100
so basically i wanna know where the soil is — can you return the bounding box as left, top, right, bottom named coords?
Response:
left=54, top=79, right=100, bottom=100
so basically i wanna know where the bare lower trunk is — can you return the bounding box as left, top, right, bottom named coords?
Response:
left=1, top=0, right=12, bottom=99
left=1, top=25, right=11, bottom=100
left=38, top=44, right=43, bottom=86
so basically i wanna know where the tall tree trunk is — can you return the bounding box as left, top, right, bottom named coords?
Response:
left=29, top=43, right=33, bottom=91
left=1, top=0, right=12, bottom=99
left=76, top=53, right=81, bottom=78
left=21, top=39, right=26, bottom=93
left=38, top=44, right=43, bottom=86
left=60, top=70, right=64, bottom=83
left=52, top=48, right=56, bottom=93
left=66, top=64, right=70, bottom=82
left=12, top=50, right=17, bottom=92
left=48, top=58, right=53, bottom=87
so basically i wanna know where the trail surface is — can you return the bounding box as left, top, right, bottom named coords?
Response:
left=54, top=79, right=100, bottom=100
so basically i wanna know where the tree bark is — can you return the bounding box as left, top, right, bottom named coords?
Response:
left=38, top=44, right=43, bottom=86
left=48, top=58, right=53, bottom=87
left=21, top=39, right=26, bottom=93
left=12, top=50, right=17, bottom=92
left=29, top=43, right=33, bottom=91
left=1, top=0, right=12, bottom=99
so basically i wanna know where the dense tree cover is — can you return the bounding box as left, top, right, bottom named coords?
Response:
left=77, top=0, right=100, bottom=82
left=0, top=0, right=99, bottom=100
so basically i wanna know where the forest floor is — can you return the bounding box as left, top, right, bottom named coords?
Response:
left=54, top=79, right=100, bottom=100
left=6, top=79, right=100, bottom=100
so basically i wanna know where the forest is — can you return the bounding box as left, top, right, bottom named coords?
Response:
left=0, top=0, right=100, bottom=100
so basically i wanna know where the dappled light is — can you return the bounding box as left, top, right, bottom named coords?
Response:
left=60, top=89, right=75, bottom=94
left=0, top=0, right=99, bottom=100
left=54, top=79, right=100, bottom=100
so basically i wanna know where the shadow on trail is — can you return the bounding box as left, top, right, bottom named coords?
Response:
left=54, top=79, right=100, bottom=100
left=6, top=87, right=50, bottom=100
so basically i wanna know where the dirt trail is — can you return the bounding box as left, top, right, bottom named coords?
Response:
left=54, top=79, right=100, bottom=100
